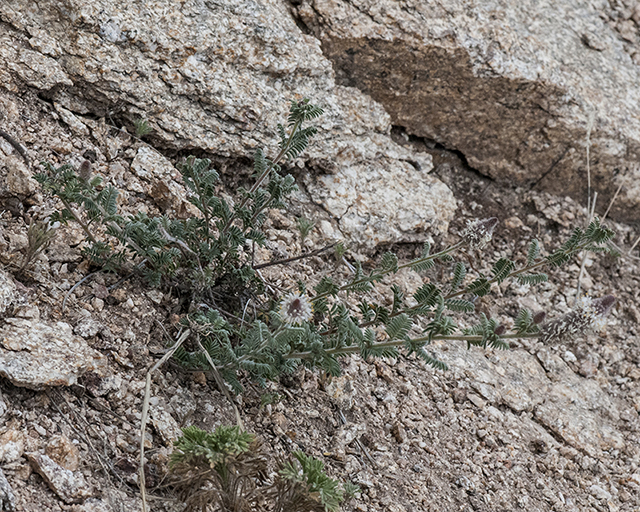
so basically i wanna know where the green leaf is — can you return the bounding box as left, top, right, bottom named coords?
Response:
left=449, top=261, right=466, bottom=292
left=516, top=273, right=548, bottom=286
left=385, top=314, right=412, bottom=341
left=413, top=346, right=448, bottom=370
left=466, top=277, right=491, bottom=296
left=444, top=298, right=475, bottom=312
left=490, top=258, right=515, bottom=284
left=526, top=239, right=540, bottom=266
left=414, top=283, right=441, bottom=307
left=380, top=252, right=399, bottom=273
left=410, top=241, right=435, bottom=271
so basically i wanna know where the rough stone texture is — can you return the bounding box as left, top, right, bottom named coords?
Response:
left=0, top=269, right=17, bottom=316
left=0, top=467, right=16, bottom=512
left=0, top=318, right=106, bottom=389
left=3, top=156, right=37, bottom=197
left=45, top=436, right=80, bottom=472
left=437, top=340, right=629, bottom=458
left=0, top=0, right=456, bottom=247
left=0, top=429, right=25, bottom=464
left=295, top=0, right=640, bottom=223
left=26, top=452, right=92, bottom=504
left=149, top=401, right=183, bottom=447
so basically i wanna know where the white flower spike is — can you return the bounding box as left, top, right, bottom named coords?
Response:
left=279, top=291, right=313, bottom=325
left=539, top=295, right=616, bottom=344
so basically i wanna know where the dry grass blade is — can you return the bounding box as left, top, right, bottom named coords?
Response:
left=196, top=338, right=244, bottom=430
left=575, top=192, right=597, bottom=304
left=139, top=328, right=190, bottom=512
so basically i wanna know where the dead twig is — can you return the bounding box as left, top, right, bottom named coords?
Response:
left=575, top=192, right=597, bottom=303
left=252, top=242, right=337, bottom=270
left=140, top=329, right=190, bottom=512
left=62, top=272, right=98, bottom=311
left=336, top=408, right=377, bottom=469
left=196, top=337, right=244, bottom=430
left=48, top=389, right=128, bottom=487
left=602, top=181, right=623, bottom=221
left=0, top=129, right=29, bottom=166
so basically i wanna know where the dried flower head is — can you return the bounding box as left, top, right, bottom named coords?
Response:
left=532, top=311, right=546, bottom=324
left=494, top=324, right=506, bottom=336
left=78, top=160, right=92, bottom=181
left=279, top=291, right=313, bottom=325
left=462, top=217, right=498, bottom=249
left=539, top=295, right=616, bottom=344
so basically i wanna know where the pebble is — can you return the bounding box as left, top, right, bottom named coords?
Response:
left=26, top=452, right=92, bottom=504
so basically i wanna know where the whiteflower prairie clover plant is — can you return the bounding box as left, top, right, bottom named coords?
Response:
left=35, top=99, right=323, bottom=305
left=178, top=214, right=616, bottom=393
left=35, top=98, right=618, bottom=393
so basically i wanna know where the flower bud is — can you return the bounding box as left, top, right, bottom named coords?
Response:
left=462, top=217, right=499, bottom=249
left=78, top=160, right=92, bottom=181
left=532, top=311, right=546, bottom=324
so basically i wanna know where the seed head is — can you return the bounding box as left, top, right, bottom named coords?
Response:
left=532, top=311, right=546, bottom=324
left=539, top=295, right=616, bottom=344
left=279, top=291, right=313, bottom=325
left=462, top=217, right=499, bottom=249
left=78, top=160, right=92, bottom=181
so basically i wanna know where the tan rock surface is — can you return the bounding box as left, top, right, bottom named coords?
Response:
left=296, top=0, right=640, bottom=222
left=0, top=318, right=106, bottom=389
left=0, top=0, right=456, bottom=247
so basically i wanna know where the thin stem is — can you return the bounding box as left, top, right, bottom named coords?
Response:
left=192, top=173, right=211, bottom=238
left=60, top=197, right=97, bottom=243
left=285, top=331, right=541, bottom=360
left=312, top=241, right=465, bottom=303
left=252, top=243, right=337, bottom=270
left=445, top=239, right=597, bottom=301
left=220, top=117, right=304, bottom=235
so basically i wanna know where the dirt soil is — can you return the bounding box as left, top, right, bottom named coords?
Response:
left=1, top=108, right=640, bottom=512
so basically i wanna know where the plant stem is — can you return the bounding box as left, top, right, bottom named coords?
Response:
left=445, top=239, right=596, bottom=301
left=220, top=117, right=304, bottom=235
left=312, top=241, right=465, bottom=303
left=252, top=243, right=337, bottom=270
left=60, top=198, right=97, bottom=243
left=284, top=331, right=541, bottom=360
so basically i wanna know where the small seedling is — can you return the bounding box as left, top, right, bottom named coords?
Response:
left=296, top=216, right=315, bottom=246
left=134, top=118, right=153, bottom=137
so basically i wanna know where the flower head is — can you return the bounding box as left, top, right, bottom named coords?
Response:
left=462, top=217, right=498, bottom=249
left=279, top=291, right=313, bottom=325
left=539, top=295, right=616, bottom=344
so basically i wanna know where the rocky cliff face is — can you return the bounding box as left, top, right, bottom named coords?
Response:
left=0, top=0, right=455, bottom=247
left=1, top=1, right=640, bottom=511
left=294, top=0, right=640, bottom=223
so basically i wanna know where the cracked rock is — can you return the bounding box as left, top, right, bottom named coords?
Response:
left=26, top=452, right=92, bottom=504
left=0, top=467, right=15, bottom=512
left=0, top=318, right=106, bottom=389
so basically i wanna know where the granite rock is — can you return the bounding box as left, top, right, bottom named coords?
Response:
left=0, top=0, right=456, bottom=247
left=0, top=318, right=106, bottom=389
left=296, top=0, right=640, bottom=223
left=438, top=341, right=627, bottom=457
left=26, top=452, right=92, bottom=504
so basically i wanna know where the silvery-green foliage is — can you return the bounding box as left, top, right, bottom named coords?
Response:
left=37, top=98, right=617, bottom=393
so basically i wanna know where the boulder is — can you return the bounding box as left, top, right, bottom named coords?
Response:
left=0, top=0, right=456, bottom=247
left=294, top=0, right=640, bottom=222
left=0, top=318, right=106, bottom=389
